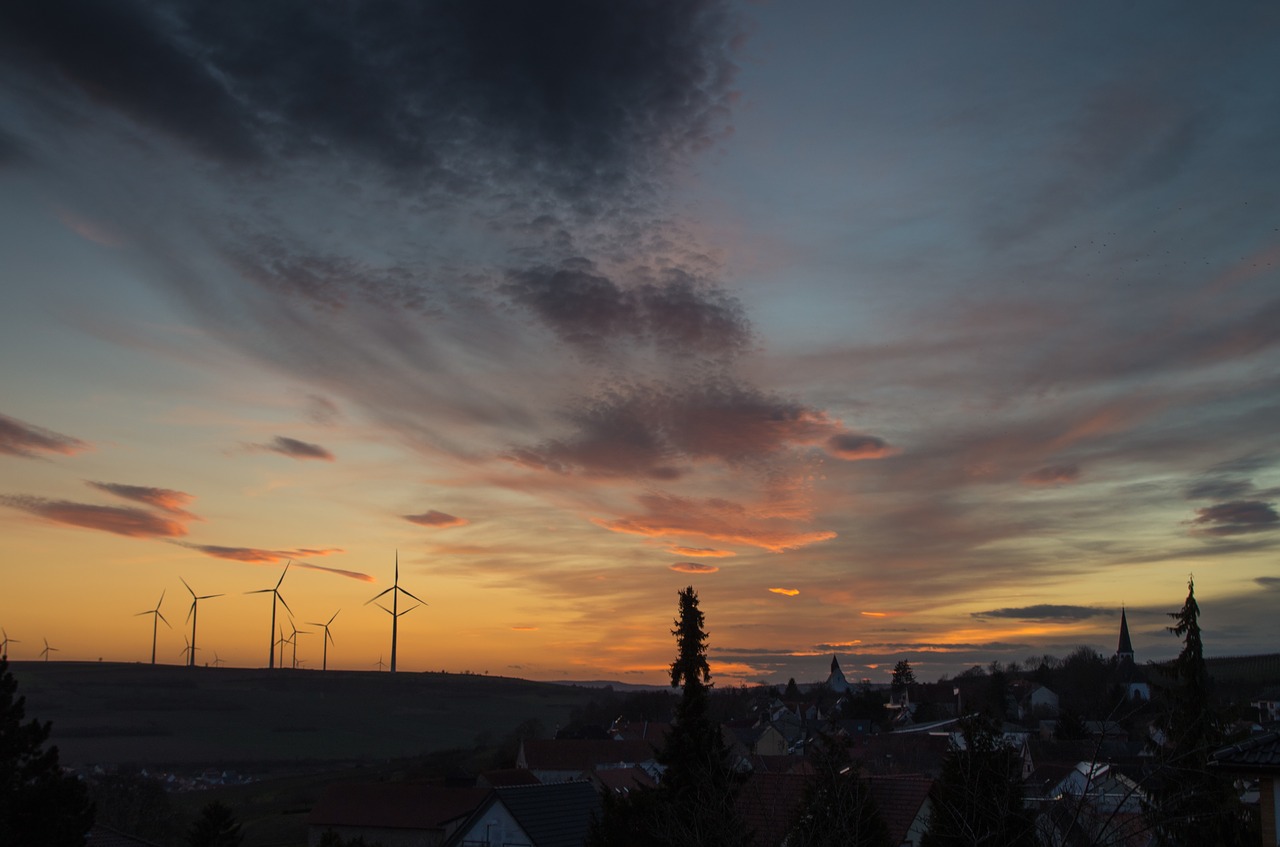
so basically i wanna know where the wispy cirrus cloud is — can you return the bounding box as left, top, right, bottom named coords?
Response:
left=1021, top=464, right=1081, bottom=486
left=0, top=495, right=187, bottom=538
left=0, top=413, right=89, bottom=459
left=403, top=510, right=468, bottom=529
left=1190, top=500, right=1280, bottom=536
left=669, top=562, right=720, bottom=574
left=666, top=546, right=735, bottom=558
left=174, top=543, right=370, bottom=581
left=87, top=481, right=198, bottom=518
left=254, top=436, right=335, bottom=462
left=596, top=491, right=837, bottom=552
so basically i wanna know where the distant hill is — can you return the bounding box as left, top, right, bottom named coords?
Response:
left=7, top=661, right=602, bottom=769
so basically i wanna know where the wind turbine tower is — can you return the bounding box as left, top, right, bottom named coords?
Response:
left=135, top=590, right=170, bottom=665
left=308, top=610, right=339, bottom=671
left=365, top=552, right=425, bottom=673
left=181, top=578, right=223, bottom=668
left=247, top=562, right=292, bottom=669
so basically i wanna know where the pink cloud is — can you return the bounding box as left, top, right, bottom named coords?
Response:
left=404, top=510, right=469, bottom=528
left=0, top=495, right=187, bottom=538
left=669, top=562, right=720, bottom=574
left=0, top=413, right=90, bottom=459
left=596, top=492, right=837, bottom=552
left=87, top=481, right=199, bottom=517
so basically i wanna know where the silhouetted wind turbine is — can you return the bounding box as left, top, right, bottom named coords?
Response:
left=41, top=638, right=59, bottom=662
left=1, top=628, right=19, bottom=658
left=375, top=654, right=387, bottom=672
left=212, top=652, right=225, bottom=668
left=181, top=578, right=222, bottom=669
left=135, top=590, right=171, bottom=665
left=179, top=636, right=199, bottom=666
left=307, top=610, right=339, bottom=671
left=276, top=624, right=289, bottom=669
left=247, top=562, right=291, bottom=669
left=365, top=552, right=424, bottom=673
left=288, top=621, right=310, bottom=669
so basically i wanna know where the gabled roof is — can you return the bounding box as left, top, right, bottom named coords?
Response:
left=867, top=775, right=933, bottom=844
left=455, top=781, right=601, bottom=847
left=519, top=738, right=658, bottom=771
left=308, top=782, right=487, bottom=830
left=1211, top=731, right=1280, bottom=774
left=736, top=771, right=809, bottom=847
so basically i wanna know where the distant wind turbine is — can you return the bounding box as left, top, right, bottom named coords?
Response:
left=135, top=590, right=171, bottom=665
left=276, top=624, right=289, bottom=669
left=212, top=652, right=225, bottom=668
left=288, top=621, right=310, bottom=669
left=375, top=654, right=387, bottom=672
left=1, top=628, right=20, bottom=658
left=307, top=610, right=339, bottom=671
left=365, top=552, right=424, bottom=673
left=247, top=562, right=291, bottom=669
left=179, top=636, right=200, bottom=666
left=181, top=578, right=223, bottom=669
left=41, top=638, right=59, bottom=662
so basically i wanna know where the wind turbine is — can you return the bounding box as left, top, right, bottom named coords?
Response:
left=181, top=578, right=222, bottom=669
left=307, top=610, right=339, bottom=671
left=276, top=625, right=289, bottom=669
left=365, top=552, right=424, bottom=673
left=1, top=628, right=19, bottom=658
left=135, top=590, right=170, bottom=665
left=179, top=636, right=199, bottom=666
left=212, top=652, right=225, bottom=668
left=288, top=621, right=310, bottom=669
left=374, top=655, right=387, bottom=672
left=247, top=562, right=291, bottom=669
left=41, top=638, right=59, bottom=662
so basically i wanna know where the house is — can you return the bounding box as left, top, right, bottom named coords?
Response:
left=1019, top=684, right=1060, bottom=719
left=444, top=781, right=601, bottom=847
left=1212, top=731, right=1280, bottom=847
left=516, top=739, right=659, bottom=784
left=307, top=782, right=488, bottom=847
left=867, top=775, right=933, bottom=847
left=725, top=722, right=788, bottom=758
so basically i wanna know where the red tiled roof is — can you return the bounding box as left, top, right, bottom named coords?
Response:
left=867, top=774, right=932, bottom=844
left=308, top=782, right=487, bottom=829
left=520, top=738, right=658, bottom=771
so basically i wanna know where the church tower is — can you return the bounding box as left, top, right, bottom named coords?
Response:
left=1116, top=607, right=1134, bottom=663
left=826, top=654, right=851, bottom=693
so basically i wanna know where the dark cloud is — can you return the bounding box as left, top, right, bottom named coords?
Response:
left=257, top=436, right=335, bottom=462
left=667, top=546, right=735, bottom=558
left=669, top=562, right=719, bottom=574
left=305, top=394, right=342, bottom=425
left=1256, top=577, right=1280, bottom=589
left=825, top=432, right=894, bottom=461
left=0, top=0, right=740, bottom=201
left=1185, top=478, right=1254, bottom=500
left=970, top=605, right=1108, bottom=622
left=0, top=495, right=187, bottom=538
left=0, top=413, right=89, bottom=459
left=87, top=481, right=197, bottom=517
left=509, top=380, right=847, bottom=479
left=404, top=510, right=468, bottom=529
left=1021, top=464, right=1080, bottom=486
left=504, top=261, right=751, bottom=360
left=1190, top=500, right=1280, bottom=536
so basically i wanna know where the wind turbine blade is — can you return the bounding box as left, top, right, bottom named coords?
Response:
left=399, top=588, right=427, bottom=605
left=186, top=601, right=196, bottom=623
left=327, top=609, right=340, bottom=625
left=275, top=561, right=290, bottom=589
left=374, top=602, right=394, bottom=616
left=366, top=587, right=394, bottom=604
left=198, top=593, right=224, bottom=600
left=246, top=588, right=274, bottom=595
left=181, top=577, right=195, bottom=597
left=135, top=610, right=152, bottom=617
left=398, top=603, right=421, bottom=617
left=157, top=611, right=171, bottom=628
left=277, top=594, right=293, bottom=616
left=157, top=588, right=165, bottom=606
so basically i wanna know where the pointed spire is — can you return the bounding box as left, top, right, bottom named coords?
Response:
left=1117, top=606, right=1134, bottom=661
left=831, top=654, right=841, bottom=673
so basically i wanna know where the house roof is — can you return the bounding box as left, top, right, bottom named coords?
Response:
left=589, top=764, right=656, bottom=794
left=520, top=738, right=658, bottom=771
left=1211, top=731, right=1280, bottom=774
left=736, top=771, right=809, bottom=847
left=467, top=781, right=601, bottom=847
left=308, top=782, right=487, bottom=829
left=480, top=768, right=542, bottom=787
left=867, top=775, right=933, bottom=844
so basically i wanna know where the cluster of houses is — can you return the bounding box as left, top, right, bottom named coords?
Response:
left=303, top=613, right=1280, bottom=847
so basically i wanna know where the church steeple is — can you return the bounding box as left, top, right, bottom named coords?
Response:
left=1116, top=607, right=1134, bottom=662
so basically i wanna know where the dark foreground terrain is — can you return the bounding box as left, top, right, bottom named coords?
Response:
left=9, top=661, right=601, bottom=770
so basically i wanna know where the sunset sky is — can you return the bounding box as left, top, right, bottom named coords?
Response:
left=1, top=1, right=1277, bottom=686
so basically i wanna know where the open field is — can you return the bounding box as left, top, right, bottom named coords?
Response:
left=8, top=661, right=602, bottom=769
